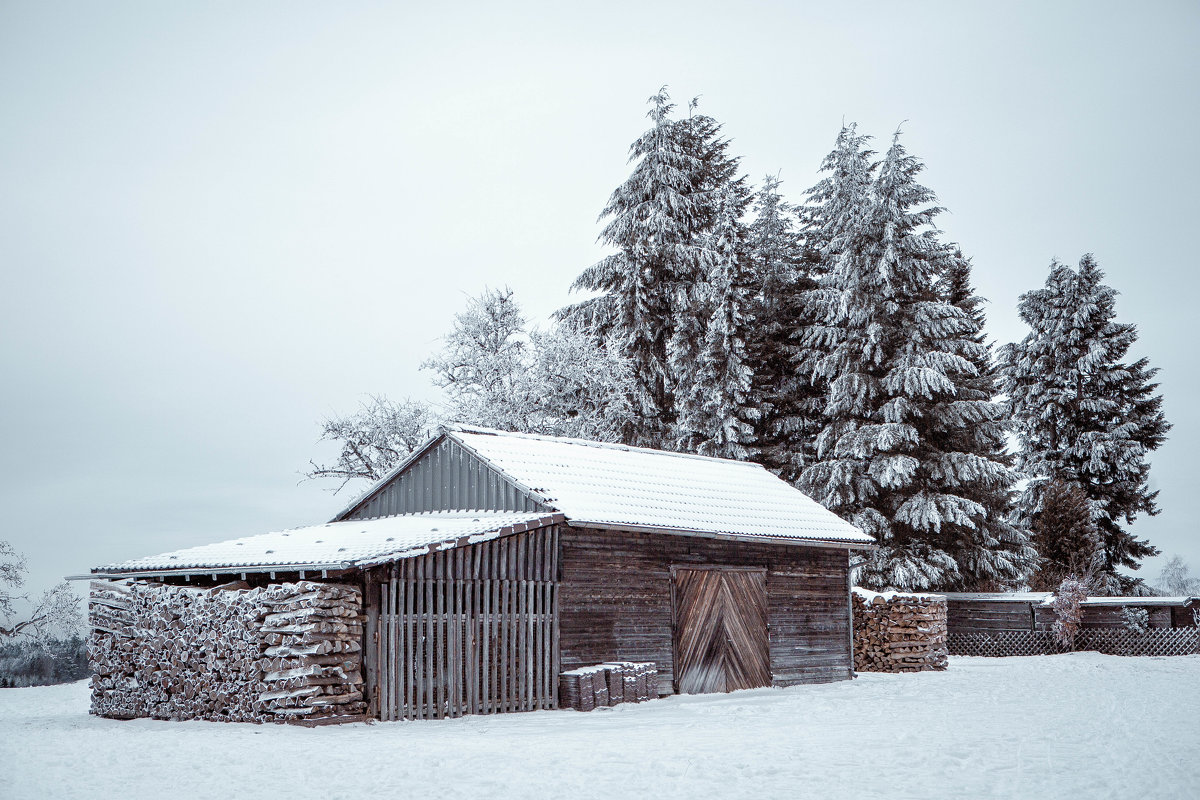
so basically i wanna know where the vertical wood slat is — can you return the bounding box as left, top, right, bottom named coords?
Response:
left=379, top=581, right=389, bottom=721
left=483, top=538, right=493, bottom=714
left=517, top=535, right=526, bottom=711
left=417, top=553, right=427, bottom=720
left=551, top=526, right=560, bottom=709
left=405, top=557, right=415, bottom=720
left=388, top=575, right=398, bottom=721
left=436, top=549, right=445, bottom=720
left=500, top=538, right=509, bottom=713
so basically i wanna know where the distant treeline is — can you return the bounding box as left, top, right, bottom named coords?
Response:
left=0, top=636, right=89, bottom=688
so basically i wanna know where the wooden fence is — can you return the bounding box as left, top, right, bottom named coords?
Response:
left=949, top=629, right=1200, bottom=658
left=374, top=527, right=560, bottom=720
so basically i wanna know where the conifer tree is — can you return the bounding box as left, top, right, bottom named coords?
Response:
left=935, top=253, right=1035, bottom=589
left=799, top=131, right=1014, bottom=592
left=1000, top=255, right=1170, bottom=594
left=745, top=175, right=811, bottom=483
left=566, top=89, right=745, bottom=450
left=1028, top=479, right=1103, bottom=591
left=567, top=89, right=708, bottom=448
left=677, top=183, right=757, bottom=458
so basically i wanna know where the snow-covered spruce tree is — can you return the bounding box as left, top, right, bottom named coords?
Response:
left=999, top=255, right=1170, bottom=595
left=1028, top=478, right=1103, bottom=591
left=752, top=125, right=878, bottom=484
left=934, top=253, right=1035, bottom=589
left=676, top=183, right=758, bottom=458
left=666, top=104, right=750, bottom=449
left=566, top=89, right=710, bottom=448
left=744, top=174, right=813, bottom=483
left=798, top=131, right=1015, bottom=592
left=800, top=123, right=876, bottom=279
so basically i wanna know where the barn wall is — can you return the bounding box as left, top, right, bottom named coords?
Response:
left=346, top=437, right=545, bottom=519
left=947, top=600, right=1036, bottom=633
left=557, top=527, right=853, bottom=691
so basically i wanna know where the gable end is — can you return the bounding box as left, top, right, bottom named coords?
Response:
left=338, top=435, right=549, bottom=520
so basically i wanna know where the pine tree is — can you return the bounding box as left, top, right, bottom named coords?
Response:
left=666, top=104, right=749, bottom=448
left=934, top=253, right=1035, bottom=589
left=677, top=183, right=757, bottom=458
left=567, top=88, right=711, bottom=448
left=1000, top=255, right=1170, bottom=594
left=798, top=130, right=1015, bottom=592
left=800, top=123, right=876, bottom=277
left=745, top=175, right=811, bottom=483
left=566, top=89, right=746, bottom=450
left=1029, top=478, right=1103, bottom=591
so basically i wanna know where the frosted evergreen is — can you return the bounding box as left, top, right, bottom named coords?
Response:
left=799, top=131, right=1016, bottom=592
left=745, top=175, right=814, bottom=483
left=999, top=255, right=1170, bottom=595
left=677, top=183, right=757, bottom=458
left=933, top=254, right=1036, bottom=589
left=567, top=89, right=717, bottom=449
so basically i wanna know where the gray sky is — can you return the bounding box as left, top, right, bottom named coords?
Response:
left=2, top=1, right=1197, bottom=598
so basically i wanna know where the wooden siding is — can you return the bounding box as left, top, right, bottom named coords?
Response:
left=366, top=526, right=559, bottom=720
left=947, top=600, right=1036, bottom=633
left=347, top=437, right=546, bottom=520
left=1034, top=603, right=1176, bottom=631
left=557, top=527, right=852, bottom=691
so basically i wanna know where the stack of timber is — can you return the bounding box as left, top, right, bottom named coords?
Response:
left=559, top=662, right=658, bottom=711
left=88, top=579, right=364, bottom=724
left=852, top=589, right=948, bottom=673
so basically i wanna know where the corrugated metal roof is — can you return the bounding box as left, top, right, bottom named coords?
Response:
left=447, top=425, right=872, bottom=545
left=93, top=511, right=562, bottom=575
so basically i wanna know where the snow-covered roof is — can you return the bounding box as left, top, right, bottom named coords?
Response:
left=91, top=511, right=562, bottom=576
left=1062, top=596, right=1197, bottom=607
left=443, top=425, right=871, bottom=545
left=937, top=592, right=1055, bottom=603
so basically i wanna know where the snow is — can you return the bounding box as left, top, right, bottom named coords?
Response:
left=3, top=654, right=1197, bottom=799
left=449, top=426, right=872, bottom=544
left=94, top=511, right=561, bottom=574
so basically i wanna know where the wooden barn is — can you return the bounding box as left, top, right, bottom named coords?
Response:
left=87, top=425, right=874, bottom=721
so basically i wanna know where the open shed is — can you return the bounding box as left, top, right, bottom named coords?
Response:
left=86, top=426, right=873, bottom=722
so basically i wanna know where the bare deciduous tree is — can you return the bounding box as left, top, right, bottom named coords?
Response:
left=306, top=396, right=436, bottom=490
left=0, top=541, right=82, bottom=644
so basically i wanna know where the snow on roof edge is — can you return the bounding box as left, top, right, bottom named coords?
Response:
left=448, top=424, right=773, bottom=470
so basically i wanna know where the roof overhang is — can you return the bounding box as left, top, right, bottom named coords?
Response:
left=73, top=512, right=566, bottom=582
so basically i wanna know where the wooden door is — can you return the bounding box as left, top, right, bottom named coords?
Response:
left=672, top=568, right=770, bottom=694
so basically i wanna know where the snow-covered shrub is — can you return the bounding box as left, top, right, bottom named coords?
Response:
left=1051, top=575, right=1089, bottom=648
left=1120, top=606, right=1150, bottom=636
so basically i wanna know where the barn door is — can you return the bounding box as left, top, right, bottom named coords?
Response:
left=672, top=568, right=770, bottom=694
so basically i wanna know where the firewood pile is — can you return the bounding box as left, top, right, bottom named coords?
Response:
left=852, top=589, right=948, bottom=673
left=559, top=662, right=658, bottom=711
left=88, top=579, right=365, bottom=724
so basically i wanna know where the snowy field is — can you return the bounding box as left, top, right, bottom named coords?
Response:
left=2, top=654, right=1197, bottom=800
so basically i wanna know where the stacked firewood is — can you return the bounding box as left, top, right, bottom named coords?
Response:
left=88, top=579, right=364, bottom=724
left=852, top=589, right=948, bottom=673
left=559, top=662, right=658, bottom=711
left=257, top=582, right=364, bottom=720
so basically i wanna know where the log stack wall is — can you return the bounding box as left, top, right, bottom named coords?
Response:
left=88, top=579, right=364, bottom=724
left=852, top=590, right=948, bottom=673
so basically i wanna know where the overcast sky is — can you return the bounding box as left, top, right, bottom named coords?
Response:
left=2, top=1, right=1197, bottom=598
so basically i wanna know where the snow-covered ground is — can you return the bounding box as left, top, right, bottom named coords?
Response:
left=2, top=654, right=1196, bottom=800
